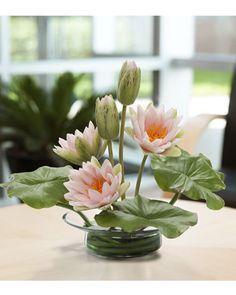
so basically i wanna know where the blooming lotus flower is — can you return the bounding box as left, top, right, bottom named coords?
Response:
left=126, top=104, right=182, bottom=154
left=64, top=157, right=130, bottom=210
left=53, top=122, right=107, bottom=165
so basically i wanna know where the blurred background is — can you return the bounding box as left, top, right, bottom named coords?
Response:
left=0, top=16, right=235, bottom=206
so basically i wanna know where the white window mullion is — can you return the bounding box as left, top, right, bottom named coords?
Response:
left=159, top=16, right=194, bottom=119
left=0, top=16, right=11, bottom=82
left=92, top=16, right=116, bottom=92
left=0, top=17, right=19, bottom=204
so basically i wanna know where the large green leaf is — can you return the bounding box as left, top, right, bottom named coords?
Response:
left=0, top=166, right=71, bottom=209
left=1, top=78, right=46, bottom=144
left=0, top=95, right=34, bottom=131
left=95, top=195, right=198, bottom=238
left=10, top=75, right=48, bottom=114
left=151, top=150, right=225, bottom=210
left=51, top=73, right=77, bottom=124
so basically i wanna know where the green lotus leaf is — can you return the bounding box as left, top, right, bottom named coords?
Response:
left=151, top=150, right=225, bottom=210
left=0, top=166, right=71, bottom=209
left=95, top=195, right=198, bottom=238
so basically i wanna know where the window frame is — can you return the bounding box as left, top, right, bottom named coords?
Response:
left=1, top=16, right=235, bottom=103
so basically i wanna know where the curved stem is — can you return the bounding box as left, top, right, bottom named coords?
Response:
left=57, top=202, right=92, bottom=227
left=119, top=105, right=127, bottom=199
left=169, top=192, right=181, bottom=205
left=135, top=154, right=148, bottom=197
left=107, top=140, right=114, bottom=166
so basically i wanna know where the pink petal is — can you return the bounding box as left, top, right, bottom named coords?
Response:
left=101, top=159, right=113, bottom=179
left=137, top=105, right=145, bottom=133
left=88, top=189, right=102, bottom=203
left=59, top=138, right=69, bottom=149
left=66, top=134, right=76, bottom=152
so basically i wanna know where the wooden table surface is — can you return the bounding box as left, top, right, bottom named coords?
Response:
left=0, top=200, right=236, bottom=280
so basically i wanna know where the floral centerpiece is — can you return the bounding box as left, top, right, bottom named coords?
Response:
left=1, top=61, right=226, bottom=259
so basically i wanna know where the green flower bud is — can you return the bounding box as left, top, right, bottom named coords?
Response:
left=95, top=95, right=119, bottom=140
left=117, top=61, right=141, bottom=105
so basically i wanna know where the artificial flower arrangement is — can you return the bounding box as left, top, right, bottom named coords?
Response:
left=1, top=61, right=226, bottom=259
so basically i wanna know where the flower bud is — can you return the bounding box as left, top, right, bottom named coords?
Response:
left=117, top=61, right=141, bottom=105
left=95, top=95, right=119, bottom=140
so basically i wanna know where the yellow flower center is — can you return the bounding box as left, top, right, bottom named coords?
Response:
left=146, top=125, right=167, bottom=142
left=90, top=178, right=105, bottom=193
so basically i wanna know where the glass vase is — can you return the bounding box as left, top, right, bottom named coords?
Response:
left=63, top=211, right=162, bottom=259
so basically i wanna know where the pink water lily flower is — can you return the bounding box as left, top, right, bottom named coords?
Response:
left=64, top=157, right=130, bottom=210
left=127, top=104, right=182, bottom=154
left=53, top=122, right=106, bottom=165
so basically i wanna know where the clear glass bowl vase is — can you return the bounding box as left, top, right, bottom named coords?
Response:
left=63, top=211, right=162, bottom=259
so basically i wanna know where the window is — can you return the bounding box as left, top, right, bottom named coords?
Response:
left=11, top=16, right=93, bottom=61
left=1, top=16, right=235, bottom=173
left=195, top=16, right=236, bottom=55
left=93, top=16, right=154, bottom=56
left=189, top=16, right=236, bottom=117
left=1, top=16, right=157, bottom=101
left=11, top=17, right=38, bottom=61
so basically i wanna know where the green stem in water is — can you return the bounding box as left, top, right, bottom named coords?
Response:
left=169, top=192, right=181, bottom=205
left=57, top=202, right=92, bottom=227
left=107, top=140, right=114, bottom=166
left=135, top=154, right=148, bottom=197
left=119, top=105, right=127, bottom=199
